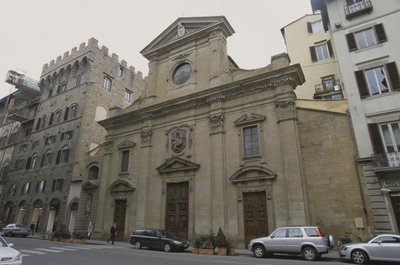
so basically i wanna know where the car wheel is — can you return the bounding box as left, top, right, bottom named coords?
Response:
left=134, top=241, right=142, bottom=249
left=351, top=249, right=368, bottom=264
left=302, top=246, right=318, bottom=261
left=164, top=243, right=171, bottom=252
left=253, top=245, right=266, bottom=258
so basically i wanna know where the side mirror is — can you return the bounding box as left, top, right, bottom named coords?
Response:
left=377, top=240, right=382, bottom=245
left=270, top=235, right=275, bottom=239
left=8, top=243, right=14, bottom=247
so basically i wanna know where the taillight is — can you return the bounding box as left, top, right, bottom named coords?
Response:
left=316, top=228, right=325, bottom=237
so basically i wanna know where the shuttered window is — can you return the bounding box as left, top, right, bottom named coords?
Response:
left=346, top=24, right=387, bottom=51
left=310, top=41, right=333, bottom=62
left=355, top=62, right=400, bottom=98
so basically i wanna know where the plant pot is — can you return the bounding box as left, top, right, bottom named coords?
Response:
left=217, top=247, right=227, bottom=256
left=191, top=248, right=199, bottom=254
left=198, top=248, right=214, bottom=255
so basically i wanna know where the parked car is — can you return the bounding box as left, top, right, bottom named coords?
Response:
left=129, top=228, right=189, bottom=252
left=248, top=226, right=334, bottom=261
left=0, top=236, right=23, bottom=265
left=338, top=234, right=400, bottom=264
left=1, top=224, right=30, bottom=237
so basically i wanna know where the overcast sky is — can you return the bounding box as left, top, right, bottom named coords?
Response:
left=0, top=0, right=312, bottom=98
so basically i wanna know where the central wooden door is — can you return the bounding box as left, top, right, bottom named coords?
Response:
left=166, top=182, right=189, bottom=240
left=114, top=199, right=127, bottom=241
left=243, top=192, right=268, bottom=246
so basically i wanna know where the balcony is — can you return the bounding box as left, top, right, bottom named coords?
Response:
left=7, top=107, right=33, bottom=123
left=313, top=80, right=343, bottom=100
left=372, top=152, right=400, bottom=170
left=344, top=0, right=373, bottom=20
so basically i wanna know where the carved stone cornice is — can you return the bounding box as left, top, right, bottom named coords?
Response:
left=275, top=100, right=296, bottom=122
left=99, top=66, right=304, bottom=130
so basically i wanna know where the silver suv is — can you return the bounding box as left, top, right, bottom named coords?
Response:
left=248, top=226, right=334, bottom=261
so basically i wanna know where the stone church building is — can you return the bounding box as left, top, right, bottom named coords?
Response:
left=79, top=16, right=371, bottom=248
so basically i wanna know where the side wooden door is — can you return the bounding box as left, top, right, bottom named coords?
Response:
left=243, top=192, right=268, bottom=246
left=113, top=199, right=127, bottom=241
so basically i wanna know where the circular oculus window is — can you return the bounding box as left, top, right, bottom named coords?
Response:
left=172, top=63, right=192, bottom=85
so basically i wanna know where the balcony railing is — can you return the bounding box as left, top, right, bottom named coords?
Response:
left=373, top=152, right=400, bottom=168
left=344, top=0, right=373, bottom=20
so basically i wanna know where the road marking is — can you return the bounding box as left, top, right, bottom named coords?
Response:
left=35, top=248, right=63, bottom=253
left=19, top=249, right=47, bottom=255
left=50, top=247, right=79, bottom=251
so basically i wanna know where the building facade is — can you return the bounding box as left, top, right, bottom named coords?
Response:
left=0, top=72, right=40, bottom=226
left=83, top=16, right=369, bottom=247
left=0, top=39, right=145, bottom=234
left=281, top=13, right=344, bottom=100
left=312, top=0, right=400, bottom=234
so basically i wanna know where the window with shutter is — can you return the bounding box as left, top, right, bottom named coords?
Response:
left=346, top=33, right=357, bottom=51
left=368, top=123, right=384, bottom=154
left=355, top=70, right=369, bottom=98
left=375, top=23, right=387, bottom=43
left=387, top=62, right=400, bottom=91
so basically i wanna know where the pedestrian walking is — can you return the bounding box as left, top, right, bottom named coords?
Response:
left=87, top=221, right=93, bottom=239
left=30, top=223, right=35, bottom=236
left=107, top=223, right=117, bottom=244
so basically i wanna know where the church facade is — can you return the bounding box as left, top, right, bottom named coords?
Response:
left=79, top=17, right=371, bottom=247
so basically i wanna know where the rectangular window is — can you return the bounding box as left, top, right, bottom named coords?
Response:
left=307, top=20, right=323, bottom=33
left=124, top=89, right=132, bottom=102
left=346, top=24, right=386, bottom=51
left=52, top=179, right=63, bottom=192
left=365, top=66, right=389, bottom=95
left=103, top=76, right=112, bottom=91
left=243, top=126, right=260, bottom=157
left=76, top=75, right=81, bottom=87
left=121, top=150, right=130, bottom=172
left=380, top=122, right=400, bottom=153
left=310, top=41, right=333, bottom=62
left=355, top=62, right=400, bottom=98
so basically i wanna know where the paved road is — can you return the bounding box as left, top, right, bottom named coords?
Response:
left=5, top=236, right=344, bottom=265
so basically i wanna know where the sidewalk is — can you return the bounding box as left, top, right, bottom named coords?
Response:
left=83, top=239, right=340, bottom=260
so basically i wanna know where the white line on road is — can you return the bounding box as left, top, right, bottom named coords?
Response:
left=49, top=247, right=79, bottom=251
left=35, top=248, right=63, bottom=253
left=19, top=249, right=47, bottom=255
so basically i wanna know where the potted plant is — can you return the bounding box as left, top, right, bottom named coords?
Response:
left=192, top=233, right=214, bottom=255
left=214, top=228, right=229, bottom=256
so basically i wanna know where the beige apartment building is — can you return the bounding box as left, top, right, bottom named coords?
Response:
left=281, top=13, right=343, bottom=100
left=81, top=16, right=370, bottom=247
left=312, top=0, right=400, bottom=234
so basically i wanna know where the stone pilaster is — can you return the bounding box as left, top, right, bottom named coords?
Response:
left=275, top=100, right=307, bottom=225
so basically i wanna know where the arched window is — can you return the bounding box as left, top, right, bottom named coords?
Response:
left=64, top=107, right=69, bottom=121
left=42, top=115, right=47, bottom=129
left=55, top=110, right=62, bottom=123
left=70, top=104, right=78, bottom=119
left=102, top=76, right=112, bottom=91
left=88, top=166, right=99, bottom=180
left=56, top=146, right=70, bottom=164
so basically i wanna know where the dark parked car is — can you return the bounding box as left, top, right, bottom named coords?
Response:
left=1, top=224, right=30, bottom=237
left=338, top=234, right=400, bottom=264
left=248, top=226, right=334, bottom=261
left=129, top=229, right=189, bottom=252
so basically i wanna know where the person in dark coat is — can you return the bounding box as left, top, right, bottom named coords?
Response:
left=107, top=223, right=117, bottom=244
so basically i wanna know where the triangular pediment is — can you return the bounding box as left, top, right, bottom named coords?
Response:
left=117, top=140, right=136, bottom=150
left=157, top=156, right=200, bottom=174
left=234, top=113, right=266, bottom=126
left=82, top=180, right=99, bottom=190
left=141, top=16, right=235, bottom=60
left=230, top=165, right=277, bottom=183
left=109, top=179, right=135, bottom=193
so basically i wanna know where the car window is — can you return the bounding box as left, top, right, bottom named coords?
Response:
left=272, top=229, right=287, bottom=238
left=288, top=228, right=303, bottom=238
left=304, top=228, right=324, bottom=237
left=377, top=236, right=400, bottom=243
left=163, top=232, right=177, bottom=239
left=0, top=238, right=6, bottom=247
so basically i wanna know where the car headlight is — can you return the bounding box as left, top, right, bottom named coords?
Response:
left=340, top=246, right=348, bottom=251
